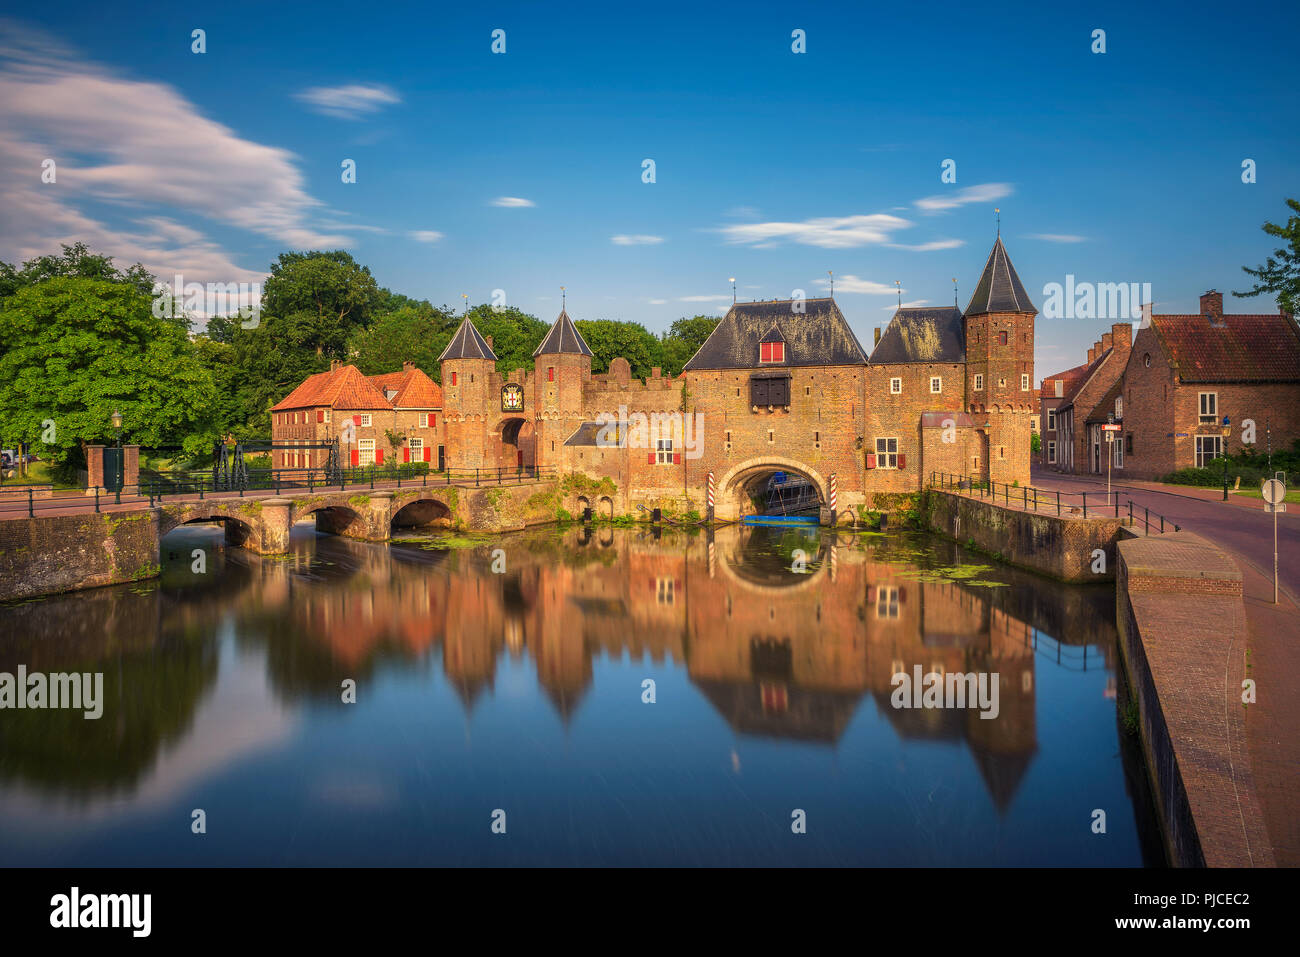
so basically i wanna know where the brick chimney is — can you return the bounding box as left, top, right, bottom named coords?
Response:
left=402, top=360, right=414, bottom=373
left=485, top=335, right=494, bottom=352
left=1087, top=345, right=1097, bottom=364
left=1100, top=332, right=1113, bottom=353
left=1111, top=322, right=1133, bottom=355
left=1201, top=290, right=1223, bottom=320
left=330, top=358, right=341, bottom=371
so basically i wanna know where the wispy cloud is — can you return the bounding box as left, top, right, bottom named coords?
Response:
left=1026, top=233, right=1087, bottom=243
left=914, top=183, right=1013, bottom=212
left=648, top=298, right=667, bottom=304
left=409, top=230, right=443, bottom=243
left=723, top=205, right=760, bottom=219
left=294, top=83, right=400, bottom=120
left=716, top=213, right=910, bottom=249
left=886, top=239, right=964, bottom=252
left=491, top=196, right=535, bottom=208
left=815, top=276, right=902, bottom=295
left=611, top=234, right=663, bottom=245
left=679, top=294, right=731, bottom=302
left=882, top=299, right=931, bottom=310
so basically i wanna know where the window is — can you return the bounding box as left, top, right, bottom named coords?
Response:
left=1144, top=353, right=1151, bottom=367
left=876, top=586, right=900, bottom=619
left=998, top=377, right=1006, bottom=388
left=1115, top=396, right=1123, bottom=418
left=1021, top=374, right=1030, bottom=391
left=358, top=413, right=371, bottom=427
left=875, top=437, right=899, bottom=469
left=548, top=367, right=555, bottom=382
left=998, top=331, right=1008, bottom=346
left=451, top=372, right=457, bottom=386
left=324, top=409, right=331, bottom=424
left=750, top=375, right=790, bottom=407
left=1199, top=392, right=1217, bottom=423
left=655, top=439, right=673, bottom=465
left=1047, top=440, right=1057, bottom=463
left=930, top=376, right=942, bottom=394
left=358, top=438, right=375, bottom=466
left=767, top=429, right=774, bottom=444
left=814, top=431, right=820, bottom=446
left=1195, top=435, right=1222, bottom=467
left=1125, top=433, right=1133, bottom=455
left=1112, top=435, right=1124, bottom=468
left=974, top=374, right=984, bottom=391
left=760, top=341, right=785, bottom=363
left=890, top=377, right=902, bottom=394
left=1047, top=409, right=1056, bottom=431
left=725, top=430, right=732, bottom=449
left=998, top=446, right=1005, bottom=460
left=409, top=438, right=423, bottom=460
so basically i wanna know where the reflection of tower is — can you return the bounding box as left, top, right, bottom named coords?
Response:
left=528, top=565, right=593, bottom=723
left=965, top=607, right=1038, bottom=813
left=443, top=575, right=504, bottom=710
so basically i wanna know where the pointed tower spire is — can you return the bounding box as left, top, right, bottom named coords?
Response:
left=533, top=306, right=593, bottom=357
left=438, top=312, right=497, bottom=361
left=965, top=236, right=1036, bottom=316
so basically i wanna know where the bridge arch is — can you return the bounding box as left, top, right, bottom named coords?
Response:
left=298, top=504, right=365, bottom=537
left=715, top=456, right=829, bottom=522
left=390, top=496, right=452, bottom=531
left=160, top=512, right=260, bottom=549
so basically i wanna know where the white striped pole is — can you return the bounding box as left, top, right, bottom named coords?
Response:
left=829, top=473, right=837, bottom=526
left=706, top=470, right=715, bottom=523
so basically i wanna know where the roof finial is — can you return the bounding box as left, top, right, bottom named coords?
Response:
left=462, top=293, right=468, bottom=315
left=994, top=207, right=1000, bottom=237
left=953, top=277, right=958, bottom=308
left=895, top=279, right=901, bottom=309
left=729, top=277, right=736, bottom=304
left=561, top=285, right=566, bottom=310
left=828, top=270, right=834, bottom=298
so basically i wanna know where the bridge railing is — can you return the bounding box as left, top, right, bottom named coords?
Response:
left=927, top=471, right=1180, bottom=534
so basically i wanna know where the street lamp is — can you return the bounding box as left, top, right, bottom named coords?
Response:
left=1222, top=416, right=1231, bottom=500
left=111, top=410, right=123, bottom=448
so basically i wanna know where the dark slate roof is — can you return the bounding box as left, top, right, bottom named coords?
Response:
left=437, top=314, right=497, bottom=361
left=533, top=309, right=593, bottom=357
left=564, top=422, right=606, bottom=447
left=965, top=237, right=1036, bottom=315
left=760, top=324, right=785, bottom=343
left=870, top=307, right=966, bottom=365
left=682, top=298, right=868, bottom=371
left=1151, top=313, right=1300, bottom=383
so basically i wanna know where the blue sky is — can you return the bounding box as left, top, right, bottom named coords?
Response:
left=2, top=0, right=1297, bottom=376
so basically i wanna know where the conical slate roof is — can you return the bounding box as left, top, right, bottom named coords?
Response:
left=965, top=237, right=1036, bottom=315
left=533, top=309, right=593, bottom=358
left=438, top=314, right=497, bottom=361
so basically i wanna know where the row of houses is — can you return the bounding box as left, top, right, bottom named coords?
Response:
left=1038, top=291, right=1300, bottom=479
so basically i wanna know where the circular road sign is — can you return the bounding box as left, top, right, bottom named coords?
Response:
left=1262, top=479, right=1286, bottom=505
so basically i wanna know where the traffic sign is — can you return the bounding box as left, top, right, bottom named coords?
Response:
left=1265, top=502, right=1287, bottom=513
left=1104, top=431, right=1114, bottom=443
left=1101, top=423, right=1121, bottom=432
left=1262, top=479, right=1286, bottom=505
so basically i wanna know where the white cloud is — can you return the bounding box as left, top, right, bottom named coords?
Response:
left=294, top=84, right=400, bottom=120
left=914, top=182, right=1013, bottom=212
left=679, top=294, right=732, bottom=302
left=0, top=21, right=351, bottom=296
left=723, top=205, right=760, bottom=219
left=882, top=299, right=931, bottom=310
left=717, top=213, right=910, bottom=249
left=648, top=298, right=667, bottom=305
left=1026, top=233, right=1087, bottom=243
left=491, top=196, right=536, bottom=208
left=886, top=239, right=965, bottom=252
left=611, top=234, right=663, bottom=245
left=409, top=230, right=443, bottom=243
left=815, top=275, right=902, bottom=295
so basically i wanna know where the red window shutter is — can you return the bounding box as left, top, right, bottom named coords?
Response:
left=774, top=342, right=784, bottom=361
left=376, top=448, right=384, bottom=464
left=432, top=413, right=437, bottom=428
left=648, top=452, right=656, bottom=465
left=403, top=447, right=410, bottom=463
left=898, top=453, right=907, bottom=469
left=451, top=372, right=457, bottom=386
left=673, top=452, right=682, bottom=465
left=760, top=342, right=770, bottom=362
left=548, top=367, right=555, bottom=382
left=350, top=450, right=358, bottom=466
left=423, top=447, right=431, bottom=463
left=353, top=415, right=361, bottom=426
left=316, top=409, right=324, bottom=423
left=866, top=453, right=876, bottom=469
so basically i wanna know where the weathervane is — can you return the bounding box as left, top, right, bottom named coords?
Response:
left=561, top=285, right=566, bottom=310
left=952, top=277, right=958, bottom=308
left=895, top=280, right=901, bottom=309
left=828, top=270, right=834, bottom=298
left=462, top=293, right=468, bottom=314
left=729, top=277, right=736, bottom=304
left=994, top=207, right=1000, bottom=237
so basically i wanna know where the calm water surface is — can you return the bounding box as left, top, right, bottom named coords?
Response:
left=0, top=522, right=1162, bottom=866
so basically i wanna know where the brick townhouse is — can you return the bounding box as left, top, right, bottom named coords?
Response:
left=1043, top=322, right=1132, bottom=474
left=270, top=360, right=444, bottom=469
left=1038, top=362, right=1088, bottom=468
left=1118, top=291, right=1300, bottom=479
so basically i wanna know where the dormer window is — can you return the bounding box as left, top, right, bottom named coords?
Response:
left=760, top=341, right=785, bottom=363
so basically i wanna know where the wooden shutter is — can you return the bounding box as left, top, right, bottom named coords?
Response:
left=350, top=450, right=359, bottom=466
left=751, top=377, right=769, bottom=405
left=771, top=377, right=789, bottom=406
left=403, top=447, right=410, bottom=463
left=866, top=453, right=876, bottom=469
left=898, top=453, right=907, bottom=469
left=316, top=409, right=324, bottom=423
left=376, top=448, right=384, bottom=464
left=647, top=452, right=656, bottom=465
left=423, top=447, right=431, bottom=462
left=673, top=452, right=682, bottom=465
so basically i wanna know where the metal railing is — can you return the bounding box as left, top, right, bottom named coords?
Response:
left=928, top=471, right=1180, bottom=534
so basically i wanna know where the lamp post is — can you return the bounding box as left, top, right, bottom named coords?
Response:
left=1222, top=416, right=1231, bottom=501
left=111, top=409, right=123, bottom=448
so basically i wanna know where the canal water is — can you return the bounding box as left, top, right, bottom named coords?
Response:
left=0, top=522, right=1163, bottom=866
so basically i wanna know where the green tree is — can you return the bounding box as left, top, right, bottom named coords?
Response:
left=574, top=318, right=663, bottom=378
left=0, top=242, right=157, bottom=303
left=0, top=278, right=218, bottom=472
left=1235, top=197, right=1300, bottom=315
left=348, top=301, right=459, bottom=376
left=659, top=314, right=720, bottom=377
left=470, top=305, right=548, bottom=378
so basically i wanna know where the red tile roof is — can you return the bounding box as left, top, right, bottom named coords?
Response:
left=271, top=364, right=392, bottom=411
left=1039, top=362, right=1089, bottom=400
left=367, top=367, right=443, bottom=409
left=1151, top=314, right=1300, bottom=383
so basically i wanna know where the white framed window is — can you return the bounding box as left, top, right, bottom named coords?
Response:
left=1112, top=435, right=1124, bottom=468
left=358, top=438, right=375, bottom=466
left=323, top=409, right=331, bottom=424
left=1195, top=435, right=1221, bottom=468
left=656, top=577, right=675, bottom=604
left=876, top=586, right=900, bottom=619
left=974, top=374, right=984, bottom=391
left=1047, top=409, right=1056, bottom=431
left=1115, top=396, right=1123, bottom=418
left=875, top=437, right=898, bottom=469
left=998, top=377, right=1007, bottom=388
left=409, top=437, right=423, bottom=459
left=655, top=439, right=673, bottom=465
left=1047, top=440, right=1057, bottom=463
left=890, top=377, right=902, bottom=394
left=1198, top=392, right=1217, bottom=424
left=930, top=376, right=942, bottom=394
left=359, top=413, right=372, bottom=427
left=1021, top=374, right=1030, bottom=390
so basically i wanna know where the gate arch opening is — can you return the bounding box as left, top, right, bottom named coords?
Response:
left=390, top=498, right=452, bottom=531
left=717, top=457, right=827, bottom=522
